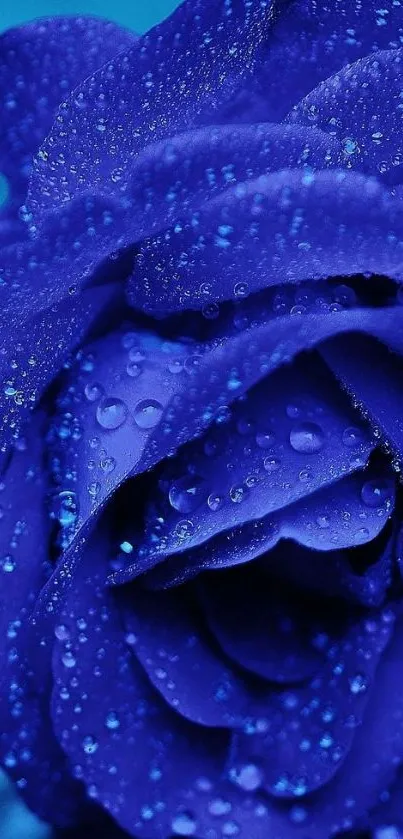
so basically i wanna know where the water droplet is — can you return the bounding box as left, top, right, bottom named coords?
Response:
left=84, top=382, right=103, bottom=402
left=256, top=430, right=275, bottom=449
left=361, top=478, right=392, bottom=508
left=208, top=798, right=232, bottom=817
left=56, top=491, right=78, bottom=528
left=342, top=426, right=363, bottom=448
left=100, top=456, right=116, bottom=474
left=96, top=397, right=128, bottom=430
left=105, top=711, right=120, bottom=730
left=230, top=484, right=248, bottom=504
left=82, top=735, right=98, bottom=754
left=62, top=651, right=77, bottom=669
left=208, top=493, right=223, bottom=511
left=174, top=520, right=194, bottom=540
left=349, top=673, right=369, bottom=695
left=263, top=456, right=281, bottom=473
left=169, top=475, right=207, bottom=513
left=232, top=763, right=263, bottom=792
left=171, top=811, right=197, bottom=836
left=289, top=422, right=325, bottom=454
left=126, top=361, right=142, bottom=378
left=1, top=555, right=15, bottom=573
left=133, top=399, right=163, bottom=430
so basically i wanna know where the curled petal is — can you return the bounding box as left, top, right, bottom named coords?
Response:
left=121, top=463, right=395, bottom=587
left=135, top=354, right=375, bottom=561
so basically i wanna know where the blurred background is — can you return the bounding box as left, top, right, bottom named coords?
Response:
left=0, top=2, right=180, bottom=836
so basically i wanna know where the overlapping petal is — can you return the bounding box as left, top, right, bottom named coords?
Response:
left=29, top=0, right=278, bottom=219
left=287, top=50, right=403, bottom=185
left=0, top=414, right=84, bottom=826
left=241, top=0, right=403, bottom=123
left=127, top=171, right=403, bottom=314
left=0, top=16, right=136, bottom=234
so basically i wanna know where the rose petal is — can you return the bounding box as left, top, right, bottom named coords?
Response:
left=29, top=0, right=277, bottom=219
left=127, top=171, right=403, bottom=313
left=135, top=354, right=375, bottom=561
left=230, top=612, right=393, bottom=798
left=0, top=16, right=136, bottom=227
left=48, top=326, right=197, bottom=554
left=198, top=564, right=374, bottom=683
left=0, top=283, right=116, bottom=448
left=287, top=50, right=403, bottom=185
left=51, top=542, right=230, bottom=838
left=123, top=587, right=264, bottom=727
left=236, top=0, right=403, bottom=124
left=321, top=333, right=403, bottom=462
left=199, top=570, right=337, bottom=685
left=139, top=306, right=403, bottom=473
left=0, top=413, right=84, bottom=826
left=120, top=463, right=394, bottom=588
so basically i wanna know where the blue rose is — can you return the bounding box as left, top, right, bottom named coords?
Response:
left=1, top=2, right=403, bottom=838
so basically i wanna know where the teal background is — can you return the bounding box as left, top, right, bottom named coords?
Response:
left=0, top=2, right=180, bottom=836
left=0, top=0, right=180, bottom=34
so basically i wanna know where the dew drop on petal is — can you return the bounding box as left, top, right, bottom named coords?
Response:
left=133, top=399, right=164, bottom=429
left=256, top=430, right=275, bottom=449
left=208, top=493, right=223, bottom=511
left=231, top=763, right=263, bottom=792
left=289, top=421, right=325, bottom=454
left=82, top=735, right=98, bottom=754
left=96, top=397, right=128, bottom=430
left=361, top=479, right=392, bottom=508
left=263, top=456, right=281, bottom=473
left=169, top=475, right=207, bottom=513
left=171, top=811, right=197, bottom=836
left=342, top=426, right=363, bottom=448
left=84, top=382, right=103, bottom=402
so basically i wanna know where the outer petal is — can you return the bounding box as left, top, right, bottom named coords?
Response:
left=127, top=171, right=403, bottom=314
left=287, top=50, right=403, bottom=185
left=0, top=283, right=116, bottom=447
left=29, top=0, right=278, bottom=218
left=51, top=541, right=230, bottom=838
left=238, top=0, right=403, bottom=124
left=0, top=16, right=136, bottom=231
left=0, top=413, right=85, bottom=826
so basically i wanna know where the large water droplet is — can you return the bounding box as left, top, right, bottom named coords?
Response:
left=169, top=475, right=207, bottom=513
left=133, top=399, right=163, bottom=429
left=289, top=422, right=325, bottom=454
left=342, top=426, right=363, bottom=448
left=96, top=397, right=128, bottom=430
left=361, top=478, right=392, bottom=508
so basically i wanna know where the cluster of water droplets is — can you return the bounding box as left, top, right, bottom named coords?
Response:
left=129, top=368, right=392, bottom=567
